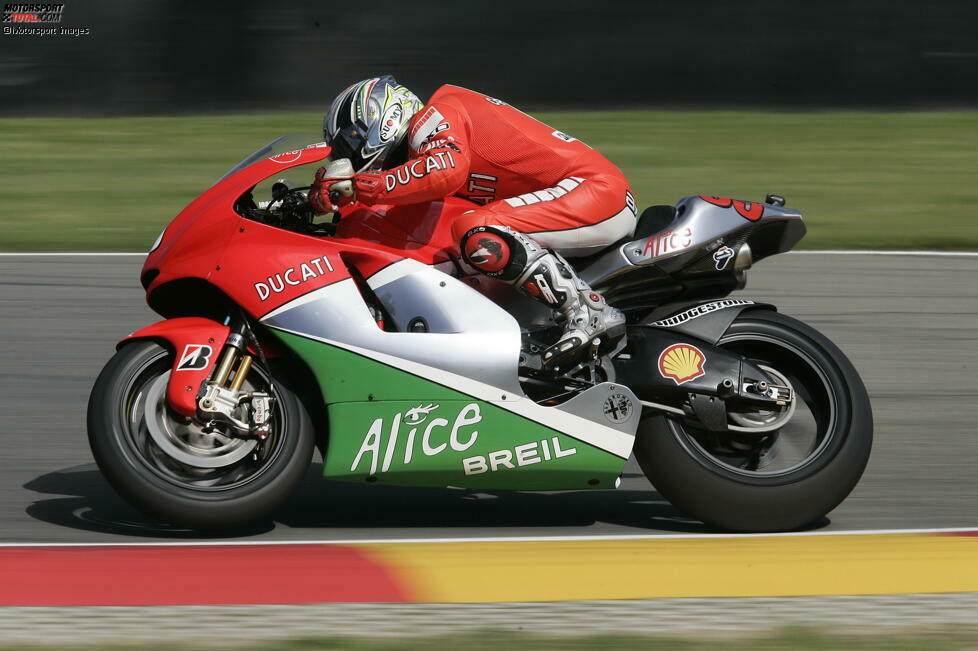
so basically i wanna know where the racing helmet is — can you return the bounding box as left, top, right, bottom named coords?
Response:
left=323, top=75, right=423, bottom=172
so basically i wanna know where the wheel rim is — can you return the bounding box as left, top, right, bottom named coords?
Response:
left=669, top=331, right=840, bottom=481
left=120, top=349, right=289, bottom=491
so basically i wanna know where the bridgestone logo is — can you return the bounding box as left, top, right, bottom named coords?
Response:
left=651, top=299, right=755, bottom=328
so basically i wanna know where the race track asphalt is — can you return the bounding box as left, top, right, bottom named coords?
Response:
left=1, top=252, right=975, bottom=542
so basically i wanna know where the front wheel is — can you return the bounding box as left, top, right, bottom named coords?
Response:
left=87, top=340, right=314, bottom=530
left=634, top=310, right=872, bottom=532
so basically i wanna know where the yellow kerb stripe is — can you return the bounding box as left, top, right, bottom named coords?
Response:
left=361, top=534, right=978, bottom=602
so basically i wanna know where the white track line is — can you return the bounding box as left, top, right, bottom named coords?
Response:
left=791, top=250, right=978, bottom=257
left=0, top=526, right=975, bottom=547
left=1, top=250, right=978, bottom=257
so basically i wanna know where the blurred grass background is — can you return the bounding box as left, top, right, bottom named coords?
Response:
left=0, top=111, right=975, bottom=251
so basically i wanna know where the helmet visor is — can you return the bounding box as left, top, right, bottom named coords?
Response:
left=329, top=127, right=380, bottom=172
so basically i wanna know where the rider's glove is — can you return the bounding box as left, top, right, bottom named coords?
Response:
left=353, top=172, right=385, bottom=205
left=309, top=158, right=355, bottom=215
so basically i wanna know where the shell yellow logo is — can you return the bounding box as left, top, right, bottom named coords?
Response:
left=657, top=343, right=706, bottom=385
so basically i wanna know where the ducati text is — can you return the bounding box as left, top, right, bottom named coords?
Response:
left=254, top=256, right=335, bottom=301
left=384, top=151, right=457, bottom=192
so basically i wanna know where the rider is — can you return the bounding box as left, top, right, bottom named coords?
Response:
left=310, top=75, right=637, bottom=370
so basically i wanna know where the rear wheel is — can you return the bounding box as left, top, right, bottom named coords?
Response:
left=634, top=310, right=872, bottom=532
left=88, top=341, right=314, bottom=530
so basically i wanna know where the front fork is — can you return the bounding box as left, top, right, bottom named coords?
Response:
left=197, top=320, right=273, bottom=438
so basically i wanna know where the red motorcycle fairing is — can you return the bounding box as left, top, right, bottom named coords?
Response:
left=119, top=317, right=230, bottom=417
left=141, top=144, right=335, bottom=302
left=334, top=196, right=477, bottom=266
left=135, top=138, right=482, bottom=415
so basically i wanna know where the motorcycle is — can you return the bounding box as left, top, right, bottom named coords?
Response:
left=88, top=135, right=873, bottom=532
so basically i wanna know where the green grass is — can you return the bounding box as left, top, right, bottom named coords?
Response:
left=1, top=110, right=976, bottom=251
left=5, top=627, right=978, bottom=650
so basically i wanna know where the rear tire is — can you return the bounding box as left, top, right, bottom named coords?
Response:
left=88, top=340, right=314, bottom=530
left=634, top=310, right=872, bottom=532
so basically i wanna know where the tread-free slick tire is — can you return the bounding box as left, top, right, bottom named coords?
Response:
left=634, top=310, right=873, bottom=532
left=87, top=340, right=314, bottom=530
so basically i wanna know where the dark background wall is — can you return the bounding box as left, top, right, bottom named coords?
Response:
left=1, top=0, right=976, bottom=115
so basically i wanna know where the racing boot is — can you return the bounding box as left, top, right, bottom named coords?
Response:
left=518, top=252, right=626, bottom=370
left=461, top=225, right=625, bottom=371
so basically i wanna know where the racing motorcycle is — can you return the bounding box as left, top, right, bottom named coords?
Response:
left=87, top=135, right=873, bottom=532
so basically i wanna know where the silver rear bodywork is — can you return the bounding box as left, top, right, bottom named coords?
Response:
left=582, top=195, right=804, bottom=289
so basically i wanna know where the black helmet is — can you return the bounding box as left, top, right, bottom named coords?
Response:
left=323, top=75, right=423, bottom=172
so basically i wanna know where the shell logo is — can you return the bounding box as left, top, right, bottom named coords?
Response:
left=658, top=343, right=706, bottom=385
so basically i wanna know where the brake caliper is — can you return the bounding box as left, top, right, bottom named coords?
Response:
left=198, top=385, right=273, bottom=438
left=196, top=337, right=275, bottom=438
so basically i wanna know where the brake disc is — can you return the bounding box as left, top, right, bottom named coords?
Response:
left=143, top=373, right=257, bottom=469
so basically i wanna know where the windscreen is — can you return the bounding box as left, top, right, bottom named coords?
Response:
left=215, top=133, right=324, bottom=183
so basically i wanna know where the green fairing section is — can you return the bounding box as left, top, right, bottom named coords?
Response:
left=272, top=330, right=626, bottom=490
left=325, top=401, right=623, bottom=490
left=274, top=330, right=462, bottom=403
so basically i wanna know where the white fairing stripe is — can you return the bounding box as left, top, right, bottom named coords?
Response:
left=260, top=282, right=346, bottom=321
left=531, top=204, right=638, bottom=257
left=265, top=323, right=634, bottom=459
left=366, top=258, right=420, bottom=290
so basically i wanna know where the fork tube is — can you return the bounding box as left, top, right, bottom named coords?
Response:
left=228, top=355, right=253, bottom=392
left=213, top=317, right=249, bottom=387
left=212, top=349, right=238, bottom=386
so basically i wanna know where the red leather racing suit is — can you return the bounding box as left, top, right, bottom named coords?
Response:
left=355, top=85, right=637, bottom=256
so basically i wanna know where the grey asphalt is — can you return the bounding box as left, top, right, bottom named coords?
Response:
left=1, top=253, right=976, bottom=542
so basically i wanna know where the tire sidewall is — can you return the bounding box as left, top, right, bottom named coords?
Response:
left=87, top=340, right=314, bottom=530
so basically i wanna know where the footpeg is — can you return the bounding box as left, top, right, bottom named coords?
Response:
left=589, top=337, right=602, bottom=359
left=541, top=335, right=585, bottom=371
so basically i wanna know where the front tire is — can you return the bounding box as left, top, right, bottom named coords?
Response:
left=88, top=341, right=314, bottom=530
left=634, top=310, right=872, bottom=532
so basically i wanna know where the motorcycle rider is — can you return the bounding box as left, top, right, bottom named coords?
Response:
left=310, top=75, right=637, bottom=370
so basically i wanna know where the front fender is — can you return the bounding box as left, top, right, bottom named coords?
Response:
left=119, top=317, right=230, bottom=417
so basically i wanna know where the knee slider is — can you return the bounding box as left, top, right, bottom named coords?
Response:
left=460, top=225, right=544, bottom=281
